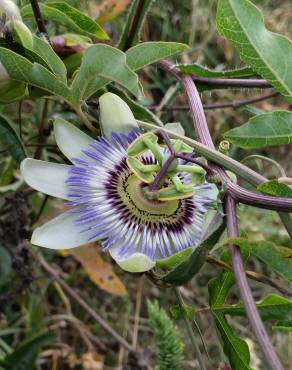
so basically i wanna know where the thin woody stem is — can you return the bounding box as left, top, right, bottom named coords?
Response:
left=174, top=287, right=207, bottom=370
left=29, top=0, right=50, bottom=41
left=149, top=91, right=278, bottom=111
left=123, top=0, right=146, bottom=51
left=149, top=91, right=279, bottom=111
left=35, top=251, right=135, bottom=353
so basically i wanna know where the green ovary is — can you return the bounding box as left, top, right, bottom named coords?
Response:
left=120, top=174, right=180, bottom=222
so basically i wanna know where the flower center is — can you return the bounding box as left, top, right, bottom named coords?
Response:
left=105, top=158, right=194, bottom=227
left=125, top=174, right=179, bottom=216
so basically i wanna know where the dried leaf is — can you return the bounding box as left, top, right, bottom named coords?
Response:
left=89, top=0, right=131, bottom=24
left=81, top=352, right=104, bottom=370
left=68, top=243, right=127, bottom=296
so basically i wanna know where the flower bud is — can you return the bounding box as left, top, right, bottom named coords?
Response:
left=99, top=92, right=138, bottom=138
left=0, top=0, right=21, bottom=21
left=9, top=20, right=33, bottom=50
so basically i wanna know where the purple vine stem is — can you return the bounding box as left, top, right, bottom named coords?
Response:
left=148, top=154, right=175, bottom=192
left=225, top=195, right=284, bottom=370
left=192, top=76, right=271, bottom=89
left=158, top=59, right=285, bottom=369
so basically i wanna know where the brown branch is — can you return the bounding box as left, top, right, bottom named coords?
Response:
left=149, top=91, right=279, bottom=111
left=123, top=0, right=146, bottom=51
left=206, top=256, right=292, bottom=298
left=192, top=76, right=271, bottom=89
left=29, top=0, right=50, bottom=41
left=34, top=252, right=135, bottom=353
left=34, top=99, right=49, bottom=159
left=132, top=275, right=144, bottom=349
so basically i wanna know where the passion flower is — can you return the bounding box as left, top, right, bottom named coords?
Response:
left=21, top=93, right=218, bottom=272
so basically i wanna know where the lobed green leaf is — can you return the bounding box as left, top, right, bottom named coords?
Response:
left=226, top=237, right=292, bottom=283
left=70, top=44, right=141, bottom=104
left=224, top=111, right=292, bottom=149
left=0, top=115, right=26, bottom=164
left=126, top=41, right=189, bottom=71
left=178, top=63, right=254, bottom=77
left=258, top=180, right=292, bottom=198
left=212, top=294, right=292, bottom=321
left=217, top=0, right=292, bottom=102
left=32, top=35, right=67, bottom=82
left=21, top=2, right=109, bottom=40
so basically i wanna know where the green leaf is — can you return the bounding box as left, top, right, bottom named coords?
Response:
left=208, top=250, right=252, bottom=370
left=258, top=180, right=292, bottom=198
left=178, top=63, right=254, bottom=77
left=12, top=21, right=33, bottom=50
left=71, top=44, right=141, bottom=103
left=160, top=212, right=225, bottom=285
left=126, top=42, right=189, bottom=71
left=0, top=47, right=71, bottom=101
left=0, top=115, right=26, bottom=164
left=210, top=312, right=252, bottom=370
left=0, top=38, right=50, bottom=69
left=212, top=294, right=292, bottom=321
left=27, top=294, right=45, bottom=336
left=223, top=111, right=292, bottom=149
left=217, top=0, right=292, bottom=102
left=32, top=35, right=67, bottom=82
left=0, top=80, right=26, bottom=103
left=118, top=0, right=155, bottom=50
left=226, top=237, right=292, bottom=283
left=0, top=333, right=54, bottom=370
left=208, top=252, right=237, bottom=307
left=273, top=320, right=292, bottom=332
left=21, top=2, right=109, bottom=40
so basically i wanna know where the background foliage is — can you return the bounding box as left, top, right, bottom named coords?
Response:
left=0, top=0, right=291, bottom=369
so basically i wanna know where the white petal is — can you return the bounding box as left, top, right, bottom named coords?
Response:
left=31, top=210, right=94, bottom=249
left=99, top=92, right=138, bottom=138
left=109, top=247, right=155, bottom=273
left=196, top=183, right=219, bottom=201
left=54, top=118, right=95, bottom=163
left=20, top=158, right=71, bottom=200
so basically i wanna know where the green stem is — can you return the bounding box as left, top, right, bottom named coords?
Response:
left=174, top=287, right=207, bottom=370
left=75, top=106, right=97, bottom=132
left=241, top=155, right=286, bottom=177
